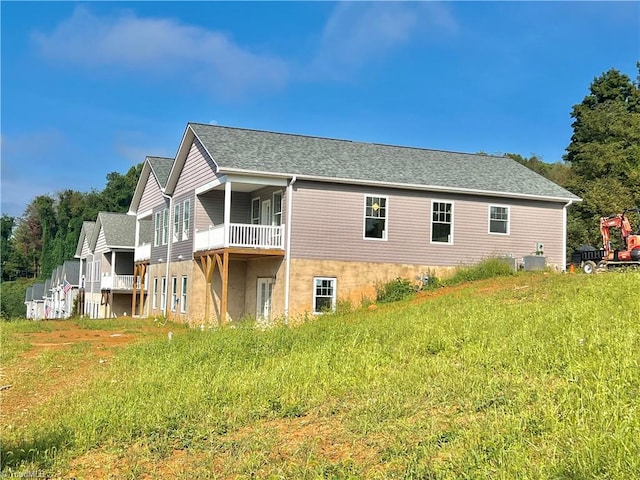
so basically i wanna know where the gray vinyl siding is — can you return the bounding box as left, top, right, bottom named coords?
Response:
left=95, top=228, right=107, bottom=254
left=151, top=198, right=171, bottom=263
left=290, top=181, right=566, bottom=266
left=80, top=237, right=92, bottom=258
left=195, top=190, right=252, bottom=230
left=170, top=192, right=195, bottom=262
left=139, top=174, right=163, bottom=214
left=174, top=139, right=217, bottom=198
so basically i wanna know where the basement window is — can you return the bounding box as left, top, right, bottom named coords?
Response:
left=313, top=277, right=336, bottom=314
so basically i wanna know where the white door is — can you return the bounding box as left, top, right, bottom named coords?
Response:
left=257, top=278, right=273, bottom=321
left=261, top=199, right=272, bottom=225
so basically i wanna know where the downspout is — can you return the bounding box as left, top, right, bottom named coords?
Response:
left=284, top=175, right=297, bottom=323
left=562, top=200, right=574, bottom=271
left=161, top=191, right=173, bottom=316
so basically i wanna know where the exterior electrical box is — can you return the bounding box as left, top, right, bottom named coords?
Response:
left=523, top=255, right=546, bottom=271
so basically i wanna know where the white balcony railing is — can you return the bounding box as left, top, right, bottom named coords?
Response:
left=135, top=243, right=151, bottom=262
left=194, top=223, right=285, bottom=252
left=102, top=274, right=135, bottom=291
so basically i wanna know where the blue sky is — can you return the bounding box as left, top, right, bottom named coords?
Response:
left=1, top=1, right=638, bottom=218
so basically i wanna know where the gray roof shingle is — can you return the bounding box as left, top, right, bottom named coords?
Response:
left=189, top=123, right=579, bottom=201
left=148, top=157, right=174, bottom=189
left=32, top=283, right=45, bottom=300
left=91, top=212, right=136, bottom=249
left=61, top=260, right=80, bottom=286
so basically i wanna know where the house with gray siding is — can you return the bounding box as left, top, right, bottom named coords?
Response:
left=128, top=122, right=580, bottom=325
left=74, top=221, right=95, bottom=317
left=79, top=212, right=136, bottom=318
left=30, top=283, right=46, bottom=320
left=128, top=156, right=174, bottom=317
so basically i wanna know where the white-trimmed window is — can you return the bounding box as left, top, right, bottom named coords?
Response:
left=364, top=195, right=388, bottom=240
left=154, top=212, right=161, bottom=246
left=162, top=209, right=169, bottom=245
left=182, top=199, right=190, bottom=240
left=152, top=277, right=158, bottom=309
left=273, top=191, right=283, bottom=226
left=251, top=198, right=260, bottom=224
left=171, top=276, right=178, bottom=312
left=180, top=276, right=187, bottom=313
left=161, top=277, right=167, bottom=311
left=489, top=205, right=510, bottom=235
left=431, top=201, right=453, bottom=244
left=173, top=204, right=181, bottom=242
left=313, top=277, right=336, bottom=314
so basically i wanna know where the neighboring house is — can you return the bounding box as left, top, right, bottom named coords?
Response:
left=129, top=122, right=580, bottom=325
left=80, top=212, right=136, bottom=318
left=43, top=278, right=52, bottom=319
left=51, top=266, right=62, bottom=318
left=59, top=259, right=80, bottom=318
left=30, top=283, right=45, bottom=320
left=24, top=286, right=34, bottom=319
left=128, top=156, right=174, bottom=317
left=74, top=221, right=95, bottom=317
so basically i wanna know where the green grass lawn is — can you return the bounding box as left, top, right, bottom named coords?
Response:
left=2, top=271, right=639, bottom=479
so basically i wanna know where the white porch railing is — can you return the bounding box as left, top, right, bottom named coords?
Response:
left=102, top=274, right=135, bottom=290
left=194, top=224, right=285, bottom=252
left=135, top=243, right=151, bottom=262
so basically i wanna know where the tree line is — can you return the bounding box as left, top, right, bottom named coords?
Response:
left=1, top=65, right=638, bottom=316
left=1, top=165, right=142, bottom=282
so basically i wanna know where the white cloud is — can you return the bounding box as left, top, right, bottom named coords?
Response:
left=32, top=7, right=289, bottom=98
left=311, top=2, right=458, bottom=78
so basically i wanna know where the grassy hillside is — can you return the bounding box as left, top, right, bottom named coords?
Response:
left=2, top=271, right=639, bottom=478
left=0, top=278, right=37, bottom=319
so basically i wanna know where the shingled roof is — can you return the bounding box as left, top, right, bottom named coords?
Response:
left=61, top=260, right=80, bottom=286
left=31, top=283, right=45, bottom=301
left=128, top=156, right=174, bottom=214
left=178, top=123, right=579, bottom=202
left=75, top=221, right=95, bottom=258
left=89, top=212, right=136, bottom=250
left=148, top=157, right=174, bottom=188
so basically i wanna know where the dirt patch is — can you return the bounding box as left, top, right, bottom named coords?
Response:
left=0, top=320, right=171, bottom=428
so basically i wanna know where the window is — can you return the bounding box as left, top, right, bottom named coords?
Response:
left=160, top=277, right=167, bottom=311
left=171, top=276, right=178, bottom=312
left=431, top=201, right=453, bottom=244
left=182, top=200, right=190, bottom=240
left=180, top=276, right=187, bottom=313
left=364, top=195, right=387, bottom=240
left=251, top=198, right=260, bottom=224
left=173, top=204, right=181, bottom=242
left=154, top=212, right=161, bottom=247
left=152, top=277, right=158, bottom=309
left=313, top=277, right=336, bottom=314
left=273, top=191, right=283, bottom=226
left=489, top=205, right=510, bottom=235
left=162, top=209, right=169, bottom=245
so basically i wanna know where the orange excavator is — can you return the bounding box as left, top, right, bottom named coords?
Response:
left=578, top=207, right=640, bottom=273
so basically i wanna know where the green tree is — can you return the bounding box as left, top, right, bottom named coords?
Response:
left=1, top=214, right=16, bottom=280
left=564, top=65, right=640, bottom=251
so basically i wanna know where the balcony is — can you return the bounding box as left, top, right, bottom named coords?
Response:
left=194, top=223, right=285, bottom=252
left=135, top=243, right=151, bottom=262
left=102, top=274, right=135, bottom=291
